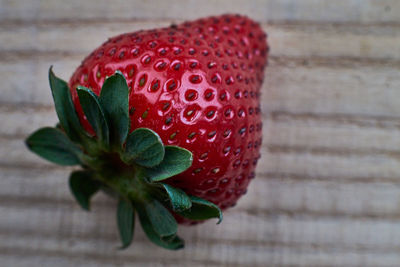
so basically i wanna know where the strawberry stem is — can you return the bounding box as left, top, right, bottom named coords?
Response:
left=25, top=68, right=223, bottom=250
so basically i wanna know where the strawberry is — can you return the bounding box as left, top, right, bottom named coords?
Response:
left=26, top=14, right=268, bottom=250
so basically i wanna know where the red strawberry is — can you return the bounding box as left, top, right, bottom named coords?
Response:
left=70, top=14, right=268, bottom=211
left=26, top=14, right=268, bottom=249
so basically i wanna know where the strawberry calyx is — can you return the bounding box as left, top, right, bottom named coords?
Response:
left=25, top=67, right=222, bottom=250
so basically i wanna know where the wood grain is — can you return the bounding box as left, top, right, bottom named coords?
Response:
left=1, top=0, right=400, bottom=266
left=2, top=22, right=400, bottom=60
left=3, top=167, right=400, bottom=220
left=1, top=0, right=400, bottom=24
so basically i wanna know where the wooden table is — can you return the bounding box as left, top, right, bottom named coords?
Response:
left=1, top=1, right=400, bottom=266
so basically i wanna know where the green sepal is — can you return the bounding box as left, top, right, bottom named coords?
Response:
left=137, top=199, right=177, bottom=237
left=136, top=199, right=183, bottom=250
left=69, top=170, right=100, bottom=211
left=25, top=127, right=82, bottom=166
left=117, top=198, right=135, bottom=249
left=159, top=183, right=192, bottom=212
left=139, top=220, right=184, bottom=250
left=49, top=67, right=84, bottom=142
left=26, top=67, right=228, bottom=251
left=122, top=128, right=165, bottom=167
left=99, top=71, right=130, bottom=150
left=146, top=146, right=193, bottom=182
left=76, top=86, right=110, bottom=150
left=178, top=196, right=223, bottom=224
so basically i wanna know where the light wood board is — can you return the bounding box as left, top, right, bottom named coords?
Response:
left=1, top=0, right=400, bottom=266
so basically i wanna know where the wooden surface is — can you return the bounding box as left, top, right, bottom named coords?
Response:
left=1, top=0, right=400, bottom=266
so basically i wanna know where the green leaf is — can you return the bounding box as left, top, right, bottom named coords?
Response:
left=146, top=146, right=193, bottom=182
left=122, top=128, right=164, bottom=167
left=140, top=220, right=184, bottom=250
left=99, top=71, right=129, bottom=149
left=137, top=199, right=178, bottom=237
left=137, top=200, right=183, bottom=250
left=76, top=86, right=109, bottom=149
left=25, top=127, right=82, bottom=165
left=159, top=183, right=192, bottom=212
left=69, top=171, right=100, bottom=211
left=178, top=196, right=223, bottom=224
left=49, top=67, right=83, bottom=142
left=137, top=199, right=177, bottom=237
left=117, top=198, right=135, bottom=249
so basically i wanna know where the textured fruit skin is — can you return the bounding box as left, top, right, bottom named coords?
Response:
left=69, top=14, right=268, bottom=216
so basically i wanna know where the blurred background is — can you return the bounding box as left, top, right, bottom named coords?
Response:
left=1, top=0, right=400, bottom=266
